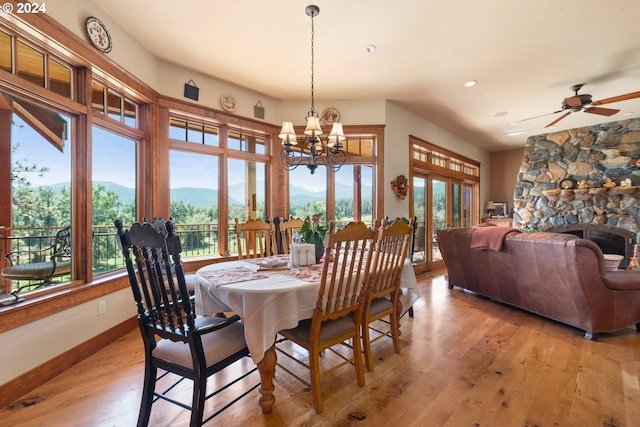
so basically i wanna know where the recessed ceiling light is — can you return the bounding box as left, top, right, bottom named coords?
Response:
left=463, top=80, right=477, bottom=88
left=364, top=45, right=376, bottom=53
left=623, top=111, right=634, bottom=116
left=493, top=111, right=508, bottom=117
left=510, top=121, right=519, bottom=126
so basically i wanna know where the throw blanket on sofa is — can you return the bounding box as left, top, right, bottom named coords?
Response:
left=471, top=226, right=521, bottom=251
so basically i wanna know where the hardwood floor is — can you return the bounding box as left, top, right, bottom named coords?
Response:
left=2, top=268, right=639, bottom=427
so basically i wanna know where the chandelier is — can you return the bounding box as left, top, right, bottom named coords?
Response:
left=279, top=5, right=346, bottom=175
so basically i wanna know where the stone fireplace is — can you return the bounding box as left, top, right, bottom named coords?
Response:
left=512, top=117, right=640, bottom=264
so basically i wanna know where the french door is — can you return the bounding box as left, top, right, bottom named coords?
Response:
left=412, top=173, right=472, bottom=273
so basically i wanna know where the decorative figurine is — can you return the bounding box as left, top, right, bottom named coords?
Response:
left=604, top=177, right=616, bottom=188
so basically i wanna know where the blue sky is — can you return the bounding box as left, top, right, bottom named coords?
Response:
left=13, top=113, right=370, bottom=192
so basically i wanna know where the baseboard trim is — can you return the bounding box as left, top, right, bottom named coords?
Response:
left=0, top=317, right=137, bottom=407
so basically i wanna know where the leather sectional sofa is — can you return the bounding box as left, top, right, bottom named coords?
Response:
left=437, top=227, right=640, bottom=339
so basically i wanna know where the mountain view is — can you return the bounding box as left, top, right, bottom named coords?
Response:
left=43, top=180, right=373, bottom=207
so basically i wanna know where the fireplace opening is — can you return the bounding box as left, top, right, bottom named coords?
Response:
left=548, top=223, right=636, bottom=269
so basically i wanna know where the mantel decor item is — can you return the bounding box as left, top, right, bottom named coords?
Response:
left=278, top=5, right=346, bottom=175
left=391, top=174, right=409, bottom=199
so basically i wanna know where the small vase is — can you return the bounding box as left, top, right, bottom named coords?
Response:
left=315, top=243, right=324, bottom=263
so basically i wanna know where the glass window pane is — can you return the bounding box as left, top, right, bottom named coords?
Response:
left=335, top=165, right=354, bottom=227
left=169, top=117, right=187, bottom=140
left=228, top=131, right=243, bottom=151
left=289, top=167, right=326, bottom=222
left=123, top=99, right=137, bottom=127
left=228, top=158, right=266, bottom=253
left=48, top=58, right=71, bottom=99
left=463, top=185, right=472, bottom=227
left=412, top=177, right=426, bottom=264
left=432, top=179, right=446, bottom=263
left=91, top=82, right=105, bottom=113
left=360, top=165, right=373, bottom=226
left=203, top=125, right=218, bottom=146
left=360, top=139, right=373, bottom=156
left=187, top=121, right=204, bottom=143
left=170, top=150, right=219, bottom=257
left=7, top=99, right=72, bottom=296
left=17, top=41, right=44, bottom=87
left=228, top=131, right=264, bottom=153
left=91, top=126, right=136, bottom=274
left=107, top=91, right=122, bottom=121
left=0, top=30, right=12, bottom=73
left=452, top=183, right=461, bottom=227
left=254, top=136, right=265, bottom=154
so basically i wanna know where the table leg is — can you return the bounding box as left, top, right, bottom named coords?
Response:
left=257, top=345, right=277, bottom=413
left=396, top=289, right=404, bottom=336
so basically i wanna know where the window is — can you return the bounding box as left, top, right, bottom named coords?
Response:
left=92, top=82, right=138, bottom=127
left=91, top=126, right=137, bottom=274
left=169, top=117, right=219, bottom=146
left=289, top=167, right=327, bottom=222
left=0, top=30, right=75, bottom=100
left=169, top=150, right=220, bottom=257
left=167, top=115, right=270, bottom=257
left=229, top=131, right=265, bottom=154
left=410, top=136, right=480, bottom=273
left=0, top=30, right=11, bottom=73
left=287, top=133, right=378, bottom=226
left=334, top=165, right=374, bottom=227
left=2, top=97, right=73, bottom=296
left=227, top=159, right=266, bottom=253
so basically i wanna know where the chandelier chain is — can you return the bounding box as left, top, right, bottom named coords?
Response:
left=309, top=9, right=315, bottom=114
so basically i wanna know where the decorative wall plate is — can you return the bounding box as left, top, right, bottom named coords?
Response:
left=321, top=107, right=340, bottom=125
left=220, top=94, right=237, bottom=112
left=85, top=17, right=112, bottom=53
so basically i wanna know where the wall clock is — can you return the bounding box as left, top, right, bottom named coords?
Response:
left=85, top=17, right=112, bottom=53
left=220, top=94, right=237, bottom=112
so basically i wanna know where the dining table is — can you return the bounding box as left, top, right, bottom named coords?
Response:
left=194, top=254, right=419, bottom=413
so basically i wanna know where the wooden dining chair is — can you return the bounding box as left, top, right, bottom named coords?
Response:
left=277, top=216, right=305, bottom=254
left=234, top=217, right=274, bottom=259
left=276, top=221, right=376, bottom=413
left=115, top=218, right=257, bottom=427
left=362, top=218, right=414, bottom=371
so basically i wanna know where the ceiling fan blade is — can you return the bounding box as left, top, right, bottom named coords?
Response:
left=519, top=110, right=563, bottom=122
left=591, top=91, right=640, bottom=106
left=545, top=111, right=572, bottom=128
left=583, top=106, right=619, bottom=116
left=564, top=96, right=582, bottom=107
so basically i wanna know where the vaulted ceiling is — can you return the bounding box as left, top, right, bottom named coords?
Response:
left=94, top=0, right=640, bottom=152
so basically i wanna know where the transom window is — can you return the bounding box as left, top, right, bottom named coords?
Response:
left=0, top=30, right=74, bottom=99
left=91, top=81, right=139, bottom=128
left=169, top=116, right=219, bottom=145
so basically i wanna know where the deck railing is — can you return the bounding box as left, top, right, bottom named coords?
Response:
left=1, top=223, right=233, bottom=278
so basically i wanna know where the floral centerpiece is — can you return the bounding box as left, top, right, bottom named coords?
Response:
left=300, top=216, right=327, bottom=262
left=391, top=174, right=409, bottom=199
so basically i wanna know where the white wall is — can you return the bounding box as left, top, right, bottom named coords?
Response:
left=0, top=288, right=134, bottom=386
left=45, top=0, right=160, bottom=88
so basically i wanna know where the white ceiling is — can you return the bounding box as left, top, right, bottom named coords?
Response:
left=93, top=0, right=640, bottom=152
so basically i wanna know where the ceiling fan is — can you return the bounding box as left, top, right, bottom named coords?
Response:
left=521, top=83, right=640, bottom=128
